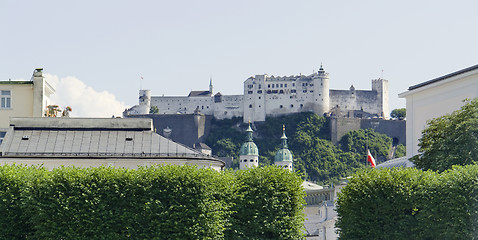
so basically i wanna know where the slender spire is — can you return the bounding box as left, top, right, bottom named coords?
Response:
left=280, top=125, right=288, bottom=149
left=209, top=76, right=213, bottom=94
left=246, top=121, right=254, bottom=142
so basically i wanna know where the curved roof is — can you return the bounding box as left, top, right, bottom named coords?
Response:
left=274, top=126, right=293, bottom=162
left=239, top=124, right=258, bottom=156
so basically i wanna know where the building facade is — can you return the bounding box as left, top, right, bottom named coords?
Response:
left=398, top=63, right=478, bottom=158
left=124, top=66, right=389, bottom=123
left=0, top=69, right=55, bottom=144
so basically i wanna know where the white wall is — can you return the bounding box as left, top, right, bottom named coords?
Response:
left=399, top=69, right=478, bottom=158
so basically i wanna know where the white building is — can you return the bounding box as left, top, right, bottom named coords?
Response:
left=0, top=69, right=55, bottom=144
left=0, top=117, right=225, bottom=171
left=124, top=65, right=389, bottom=123
left=399, top=63, right=478, bottom=158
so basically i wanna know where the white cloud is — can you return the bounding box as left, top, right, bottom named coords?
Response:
left=44, top=74, right=127, bottom=118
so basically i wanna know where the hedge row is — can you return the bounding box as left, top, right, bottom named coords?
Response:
left=336, top=165, right=478, bottom=240
left=0, top=165, right=305, bottom=240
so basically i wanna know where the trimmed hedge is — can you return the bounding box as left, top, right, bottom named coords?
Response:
left=336, top=165, right=478, bottom=240
left=0, top=165, right=305, bottom=240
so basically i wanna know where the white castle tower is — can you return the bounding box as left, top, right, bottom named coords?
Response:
left=274, top=125, right=293, bottom=171
left=137, top=89, right=151, bottom=114
left=312, top=64, right=330, bottom=114
left=239, top=122, right=259, bottom=169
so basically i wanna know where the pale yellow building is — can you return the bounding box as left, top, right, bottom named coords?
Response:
left=0, top=69, right=55, bottom=144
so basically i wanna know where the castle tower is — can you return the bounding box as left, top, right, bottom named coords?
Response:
left=243, top=75, right=266, bottom=123
left=239, top=122, right=259, bottom=169
left=372, top=78, right=389, bottom=119
left=138, top=89, right=151, bottom=114
left=312, top=64, right=330, bottom=115
left=274, top=125, right=293, bottom=171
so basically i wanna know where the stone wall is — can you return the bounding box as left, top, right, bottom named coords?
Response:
left=330, top=117, right=406, bottom=146
left=127, top=114, right=212, bottom=148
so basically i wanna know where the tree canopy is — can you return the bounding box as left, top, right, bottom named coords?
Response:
left=391, top=108, right=406, bottom=119
left=412, top=98, right=478, bottom=172
left=206, top=113, right=405, bottom=184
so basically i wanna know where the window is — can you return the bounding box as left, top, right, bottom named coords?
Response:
left=258, top=84, right=262, bottom=89
left=271, top=84, right=274, bottom=88
left=1, top=90, right=11, bottom=109
left=280, top=105, right=283, bottom=108
left=268, top=84, right=270, bottom=88
left=248, top=91, right=253, bottom=94
left=257, top=90, right=262, bottom=94
left=292, top=83, right=295, bottom=87
left=249, top=104, right=252, bottom=108
left=0, top=131, right=5, bottom=145
left=280, top=84, right=283, bottom=87
left=285, top=84, right=287, bottom=87
left=250, top=159, right=254, bottom=162
left=290, top=104, right=294, bottom=108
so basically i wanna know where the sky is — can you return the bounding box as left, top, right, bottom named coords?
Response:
left=1, top=0, right=478, bottom=117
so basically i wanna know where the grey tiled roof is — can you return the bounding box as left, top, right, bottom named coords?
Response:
left=1, top=129, right=207, bottom=158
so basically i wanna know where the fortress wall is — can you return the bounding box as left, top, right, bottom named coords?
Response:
left=330, top=117, right=406, bottom=146
left=330, top=90, right=382, bottom=115
left=151, top=96, right=214, bottom=115
left=129, top=114, right=212, bottom=148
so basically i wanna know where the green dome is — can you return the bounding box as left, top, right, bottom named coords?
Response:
left=274, top=125, right=293, bottom=162
left=240, top=123, right=259, bottom=156
left=275, top=148, right=293, bottom=162
left=240, top=142, right=259, bottom=156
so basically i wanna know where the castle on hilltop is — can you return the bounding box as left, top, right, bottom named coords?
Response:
left=124, top=65, right=389, bottom=122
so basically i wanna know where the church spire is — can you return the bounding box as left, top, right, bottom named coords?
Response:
left=280, top=125, right=288, bottom=149
left=209, top=76, right=213, bottom=94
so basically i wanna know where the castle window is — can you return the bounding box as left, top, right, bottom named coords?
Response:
left=292, top=83, right=295, bottom=87
left=321, top=83, right=323, bottom=86
left=303, top=90, right=307, bottom=93
left=280, top=84, right=283, bottom=87
left=248, top=91, right=253, bottom=94
left=268, top=84, right=270, bottom=88
left=279, top=90, right=284, bottom=94
left=291, top=104, right=294, bottom=108
left=310, top=90, right=314, bottom=93
left=267, top=90, right=272, bottom=94
left=276, top=84, right=279, bottom=88
left=280, top=105, right=283, bottom=108
left=202, top=106, right=204, bottom=109
left=247, top=84, right=253, bottom=89
left=0, top=90, right=11, bottom=109
left=249, top=104, right=252, bottom=108
left=258, top=96, right=261, bottom=99
left=272, top=90, right=278, bottom=94
left=258, top=84, right=262, bottom=89
left=271, top=84, right=274, bottom=88
left=285, top=84, right=287, bottom=87
left=257, top=90, right=262, bottom=94
left=319, top=94, right=321, bottom=96
left=300, top=104, right=303, bottom=108
left=291, top=89, right=296, bottom=93
left=250, top=159, right=254, bottom=162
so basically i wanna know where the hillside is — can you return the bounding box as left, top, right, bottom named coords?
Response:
left=205, top=113, right=405, bottom=184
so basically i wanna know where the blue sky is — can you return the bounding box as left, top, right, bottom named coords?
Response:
left=1, top=0, right=478, bottom=117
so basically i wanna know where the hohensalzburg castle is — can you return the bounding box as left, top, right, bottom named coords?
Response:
left=124, top=65, right=389, bottom=122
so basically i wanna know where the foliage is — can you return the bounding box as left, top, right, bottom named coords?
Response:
left=411, top=98, right=478, bottom=172
left=395, top=144, right=406, bottom=158
left=0, top=165, right=305, bottom=239
left=390, top=108, right=406, bottom=119
left=226, top=166, right=306, bottom=240
left=150, top=105, right=159, bottom=114
left=336, top=165, right=478, bottom=240
left=45, top=105, right=72, bottom=117
left=206, top=112, right=399, bottom=184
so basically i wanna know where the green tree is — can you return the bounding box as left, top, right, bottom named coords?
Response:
left=391, top=108, right=406, bottom=119
left=411, top=98, right=478, bottom=172
left=149, top=105, right=159, bottom=114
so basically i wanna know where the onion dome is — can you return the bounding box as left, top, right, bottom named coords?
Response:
left=275, top=125, right=293, bottom=162
left=240, top=122, right=259, bottom=156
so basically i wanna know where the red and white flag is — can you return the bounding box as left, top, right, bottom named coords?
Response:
left=367, top=149, right=376, bottom=168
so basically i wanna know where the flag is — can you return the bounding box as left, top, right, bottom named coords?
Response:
left=367, top=149, right=376, bottom=168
